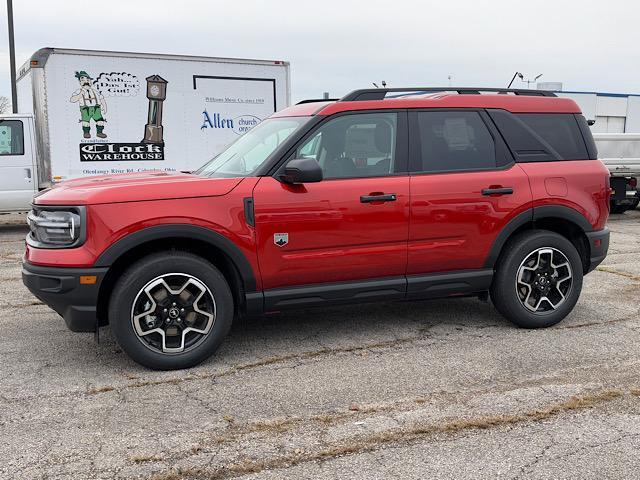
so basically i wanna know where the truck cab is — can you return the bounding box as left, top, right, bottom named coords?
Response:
left=0, top=114, right=37, bottom=212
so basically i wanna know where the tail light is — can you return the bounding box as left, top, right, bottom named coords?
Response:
left=629, top=178, right=637, bottom=188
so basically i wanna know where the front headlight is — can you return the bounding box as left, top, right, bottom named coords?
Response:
left=27, top=206, right=85, bottom=248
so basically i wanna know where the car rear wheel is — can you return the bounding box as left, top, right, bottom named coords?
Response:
left=490, top=230, right=583, bottom=329
left=109, top=251, right=233, bottom=370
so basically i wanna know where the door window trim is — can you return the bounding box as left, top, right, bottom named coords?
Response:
left=408, top=108, right=514, bottom=176
left=271, top=109, right=409, bottom=181
left=0, top=119, right=25, bottom=156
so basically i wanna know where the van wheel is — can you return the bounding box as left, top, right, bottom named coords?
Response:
left=490, top=230, right=583, bottom=329
left=109, top=251, right=233, bottom=370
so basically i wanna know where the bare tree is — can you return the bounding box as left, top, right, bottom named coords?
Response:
left=0, top=96, right=11, bottom=114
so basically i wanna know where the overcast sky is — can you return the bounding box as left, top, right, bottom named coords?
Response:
left=1, top=0, right=639, bottom=105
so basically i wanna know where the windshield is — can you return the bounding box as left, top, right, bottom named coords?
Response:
left=195, top=117, right=309, bottom=177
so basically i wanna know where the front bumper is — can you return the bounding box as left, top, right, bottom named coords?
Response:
left=22, top=262, right=108, bottom=332
left=585, top=227, right=610, bottom=273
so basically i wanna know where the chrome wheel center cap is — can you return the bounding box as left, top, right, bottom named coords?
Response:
left=168, top=307, right=180, bottom=319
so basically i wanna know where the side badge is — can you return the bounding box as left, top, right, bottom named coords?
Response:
left=274, top=233, right=289, bottom=247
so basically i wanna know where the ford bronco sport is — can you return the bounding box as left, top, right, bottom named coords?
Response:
left=22, top=87, right=611, bottom=370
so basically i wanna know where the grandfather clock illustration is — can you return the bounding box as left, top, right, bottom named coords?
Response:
left=142, top=75, right=168, bottom=144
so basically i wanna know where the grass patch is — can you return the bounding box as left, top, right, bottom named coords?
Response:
left=85, top=336, right=427, bottom=396
left=86, top=385, right=115, bottom=395
left=596, top=266, right=640, bottom=282
left=130, top=454, right=163, bottom=463
left=149, top=389, right=626, bottom=480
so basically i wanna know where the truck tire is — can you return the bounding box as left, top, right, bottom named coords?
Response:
left=490, top=230, right=583, bottom=329
left=109, top=251, right=233, bottom=370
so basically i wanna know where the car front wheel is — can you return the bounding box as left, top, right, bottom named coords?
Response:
left=490, top=230, right=583, bottom=329
left=109, top=251, right=233, bottom=370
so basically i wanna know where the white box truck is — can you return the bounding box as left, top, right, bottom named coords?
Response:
left=0, top=48, right=291, bottom=212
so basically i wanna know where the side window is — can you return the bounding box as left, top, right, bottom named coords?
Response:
left=295, top=112, right=397, bottom=179
left=413, top=111, right=496, bottom=172
left=516, top=114, right=588, bottom=160
left=0, top=120, right=24, bottom=156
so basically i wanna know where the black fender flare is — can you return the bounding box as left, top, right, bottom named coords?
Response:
left=94, top=224, right=257, bottom=292
left=483, top=205, right=592, bottom=269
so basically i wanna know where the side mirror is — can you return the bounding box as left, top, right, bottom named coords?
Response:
left=280, top=158, right=323, bottom=184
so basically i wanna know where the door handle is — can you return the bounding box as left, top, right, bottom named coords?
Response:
left=360, top=193, right=397, bottom=203
left=24, top=168, right=32, bottom=181
left=481, top=187, right=513, bottom=196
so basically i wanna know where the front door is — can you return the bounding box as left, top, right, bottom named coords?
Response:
left=253, top=111, right=410, bottom=302
left=0, top=118, right=36, bottom=211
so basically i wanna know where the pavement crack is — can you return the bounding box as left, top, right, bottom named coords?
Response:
left=557, top=312, right=639, bottom=330
left=595, top=266, right=640, bottom=282
left=148, top=389, right=630, bottom=480
left=511, top=431, right=556, bottom=480
left=84, top=334, right=434, bottom=396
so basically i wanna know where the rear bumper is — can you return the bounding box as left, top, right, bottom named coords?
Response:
left=586, top=228, right=610, bottom=273
left=22, top=262, right=108, bottom=332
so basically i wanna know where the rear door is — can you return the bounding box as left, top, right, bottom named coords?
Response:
left=407, top=109, right=533, bottom=285
left=0, top=118, right=36, bottom=211
left=253, top=111, right=410, bottom=300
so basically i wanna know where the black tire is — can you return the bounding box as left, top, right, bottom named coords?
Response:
left=109, top=251, right=233, bottom=370
left=490, top=230, right=583, bottom=329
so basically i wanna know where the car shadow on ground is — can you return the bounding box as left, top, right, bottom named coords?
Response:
left=75, top=296, right=508, bottom=373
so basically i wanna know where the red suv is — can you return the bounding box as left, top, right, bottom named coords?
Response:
left=23, top=87, right=610, bottom=370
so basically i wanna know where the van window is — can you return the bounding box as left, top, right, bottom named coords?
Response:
left=0, top=120, right=24, bottom=156
left=413, top=111, right=496, bottom=172
left=516, top=114, right=588, bottom=160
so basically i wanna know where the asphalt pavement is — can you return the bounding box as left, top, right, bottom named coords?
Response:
left=1, top=210, right=639, bottom=479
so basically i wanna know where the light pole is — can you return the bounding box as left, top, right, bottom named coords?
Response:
left=508, top=72, right=543, bottom=89
left=521, top=73, right=543, bottom=89
left=6, top=0, right=18, bottom=113
left=507, top=72, right=522, bottom=88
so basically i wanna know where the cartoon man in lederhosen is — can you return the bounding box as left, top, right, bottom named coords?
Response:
left=69, top=71, right=107, bottom=139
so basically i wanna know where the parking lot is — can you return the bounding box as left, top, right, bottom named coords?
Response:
left=0, top=211, right=638, bottom=479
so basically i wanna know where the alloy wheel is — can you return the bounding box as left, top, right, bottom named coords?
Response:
left=515, top=247, right=573, bottom=313
left=130, top=273, right=216, bottom=354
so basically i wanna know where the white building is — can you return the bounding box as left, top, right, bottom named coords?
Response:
left=537, top=82, right=640, bottom=133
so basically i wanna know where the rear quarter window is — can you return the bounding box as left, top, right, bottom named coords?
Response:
left=488, top=110, right=590, bottom=162
left=516, top=114, right=588, bottom=160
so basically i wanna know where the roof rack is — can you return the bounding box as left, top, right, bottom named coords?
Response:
left=296, top=98, right=340, bottom=105
left=340, top=87, right=557, bottom=102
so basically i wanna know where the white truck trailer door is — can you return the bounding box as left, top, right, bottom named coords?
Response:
left=0, top=117, right=36, bottom=211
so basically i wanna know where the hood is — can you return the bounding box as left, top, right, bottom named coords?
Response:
left=34, top=171, right=244, bottom=205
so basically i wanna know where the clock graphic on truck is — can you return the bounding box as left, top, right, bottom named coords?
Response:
left=142, top=75, right=168, bottom=144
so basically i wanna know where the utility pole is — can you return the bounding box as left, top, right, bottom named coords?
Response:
left=7, top=0, right=18, bottom=113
